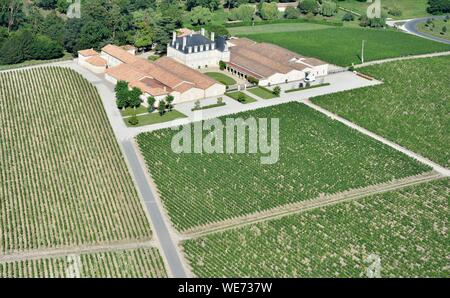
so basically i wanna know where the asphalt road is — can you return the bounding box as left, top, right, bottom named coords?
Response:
left=404, top=16, right=450, bottom=45
left=122, top=140, right=187, bottom=278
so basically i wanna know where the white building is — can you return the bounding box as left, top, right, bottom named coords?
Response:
left=226, top=38, right=329, bottom=87
left=167, top=28, right=230, bottom=69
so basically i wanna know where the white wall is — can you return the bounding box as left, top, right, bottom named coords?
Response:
left=167, top=47, right=230, bottom=69
left=205, top=83, right=226, bottom=98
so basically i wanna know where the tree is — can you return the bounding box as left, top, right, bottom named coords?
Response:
left=133, top=9, right=155, bottom=49
left=147, top=96, right=156, bottom=112
left=228, top=4, right=255, bottom=22
left=219, top=60, right=226, bottom=70
left=115, top=81, right=129, bottom=109
left=165, top=95, right=174, bottom=111
left=298, top=0, right=319, bottom=15
left=129, top=87, right=142, bottom=108
left=128, top=113, right=139, bottom=126
left=189, top=6, right=212, bottom=26
left=442, top=25, right=447, bottom=34
left=158, top=99, right=166, bottom=115
left=40, top=12, right=66, bottom=46
left=64, top=18, right=83, bottom=55
left=284, top=7, right=299, bottom=19
left=427, top=0, right=450, bottom=15
left=237, top=93, right=246, bottom=102
left=259, top=2, right=279, bottom=20
left=77, top=20, right=110, bottom=50
left=321, top=1, right=337, bottom=17
left=273, top=86, right=281, bottom=96
left=186, top=0, right=220, bottom=11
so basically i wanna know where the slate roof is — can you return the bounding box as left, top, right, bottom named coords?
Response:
left=170, top=33, right=227, bottom=54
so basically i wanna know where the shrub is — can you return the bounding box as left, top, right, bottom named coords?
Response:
left=284, top=7, right=299, bottom=19
left=237, top=93, right=246, bottom=102
left=273, top=86, right=281, bottom=96
left=388, top=7, right=402, bottom=17
left=247, top=76, right=259, bottom=85
left=342, top=13, right=354, bottom=22
left=217, top=97, right=223, bottom=104
left=128, top=115, right=139, bottom=126
left=219, top=60, right=226, bottom=70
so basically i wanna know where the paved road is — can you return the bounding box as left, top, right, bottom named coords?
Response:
left=122, top=140, right=187, bottom=278
left=403, top=16, right=450, bottom=45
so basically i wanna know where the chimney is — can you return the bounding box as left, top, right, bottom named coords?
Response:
left=210, top=32, right=215, bottom=41
left=201, top=28, right=205, bottom=36
left=182, top=36, right=187, bottom=50
left=172, top=31, right=176, bottom=45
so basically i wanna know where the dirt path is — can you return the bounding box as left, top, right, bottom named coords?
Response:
left=182, top=171, right=443, bottom=239
left=0, top=239, right=157, bottom=263
left=355, top=51, right=450, bottom=68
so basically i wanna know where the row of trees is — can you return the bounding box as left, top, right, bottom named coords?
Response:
left=427, top=0, right=450, bottom=14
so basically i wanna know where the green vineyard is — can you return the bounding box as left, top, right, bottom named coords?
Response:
left=0, top=67, right=151, bottom=253
left=0, top=248, right=167, bottom=278
left=137, top=102, right=429, bottom=232
left=183, top=178, right=449, bottom=277
left=313, top=56, right=450, bottom=168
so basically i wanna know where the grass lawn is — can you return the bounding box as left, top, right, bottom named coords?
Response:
left=313, top=56, right=450, bottom=168
left=225, top=91, right=258, bottom=104
left=338, top=0, right=430, bottom=20
left=136, top=102, right=428, bottom=232
left=243, top=27, right=450, bottom=66
left=183, top=178, right=449, bottom=277
left=121, top=105, right=148, bottom=117
left=126, top=110, right=187, bottom=127
left=229, top=22, right=332, bottom=35
left=204, top=72, right=237, bottom=86
left=417, top=19, right=450, bottom=41
left=247, top=86, right=277, bottom=99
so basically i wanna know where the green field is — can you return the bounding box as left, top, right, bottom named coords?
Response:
left=204, top=72, right=237, bottom=86
left=183, top=178, right=449, bottom=277
left=225, top=91, right=258, bottom=104
left=313, top=56, right=450, bottom=168
left=247, top=86, right=277, bottom=99
left=137, top=103, right=428, bottom=232
left=339, top=0, right=429, bottom=19
left=417, top=19, right=450, bottom=41
left=243, top=27, right=450, bottom=66
left=0, top=248, right=167, bottom=278
left=125, top=110, right=187, bottom=127
left=121, top=105, right=148, bottom=117
left=229, top=22, right=332, bottom=35
left=0, top=67, right=151, bottom=253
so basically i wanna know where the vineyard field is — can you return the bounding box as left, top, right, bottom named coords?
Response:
left=183, top=178, right=449, bottom=277
left=313, top=57, right=450, bottom=168
left=0, top=247, right=167, bottom=278
left=137, top=102, right=429, bottom=232
left=0, top=67, right=151, bottom=253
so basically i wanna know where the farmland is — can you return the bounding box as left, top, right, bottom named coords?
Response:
left=183, top=178, right=449, bottom=277
left=137, top=103, right=429, bottom=232
left=313, top=57, right=450, bottom=168
left=242, top=28, right=450, bottom=66
left=0, top=247, right=167, bottom=278
left=417, top=18, right=450, bottom=41
left=0, top=67, right=152, bottom=253
left=228, top=23, right=332, bottom=36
